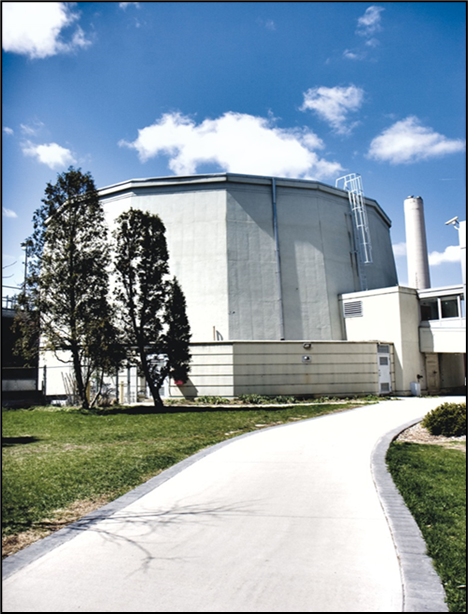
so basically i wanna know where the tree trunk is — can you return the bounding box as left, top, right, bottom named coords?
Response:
left=149, top=381, right=164, bottom=410
left=139, top=350, right=165, bottom=410
left=71, top=345, right=89, bottom=409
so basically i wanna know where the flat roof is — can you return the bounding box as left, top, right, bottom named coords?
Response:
left=98, top=172, right=391, bottom=225
left=417, top=285, right=465, bottom=299
left=340, top=284, right=464, bottom=300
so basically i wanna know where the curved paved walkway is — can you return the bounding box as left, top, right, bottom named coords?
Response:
left=3, top=397, right=459, bottom=612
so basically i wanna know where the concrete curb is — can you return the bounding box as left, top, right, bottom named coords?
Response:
left=371, top=418, right=449, bottom=613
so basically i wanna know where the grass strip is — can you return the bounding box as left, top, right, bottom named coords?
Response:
left=386, top=442, right=466, bottom=613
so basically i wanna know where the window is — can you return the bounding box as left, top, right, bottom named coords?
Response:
left=441, top=296, right=459, bottom=318
left=420, top=298, right=438, bottom=321
left=420, top=294, right=463, bottom=321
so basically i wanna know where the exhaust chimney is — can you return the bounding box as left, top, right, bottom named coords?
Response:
left=404, top=195, right=431, bottom=289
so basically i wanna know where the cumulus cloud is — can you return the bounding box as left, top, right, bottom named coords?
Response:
left=356, top=6, right=384, bottom=37
left=2, top=207, right=18, bottom=219
left=120, top=111, right=343, bottom=180
left=2, top=2, right=90, bottom=59
left=429, top=245, right=461, bottom=266
left=301, top=85, right=364, bottom=135
left=23, top=142, right=76, bottom=169
left=393, top=242, right=462, bottom=267
left=368, top=116, right=466, bottom=164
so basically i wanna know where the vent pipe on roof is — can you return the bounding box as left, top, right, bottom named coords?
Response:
left=404, top=195, right=431, bottom=290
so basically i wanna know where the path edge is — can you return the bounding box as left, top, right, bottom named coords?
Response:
left=371, top=418, right=449, bottom=613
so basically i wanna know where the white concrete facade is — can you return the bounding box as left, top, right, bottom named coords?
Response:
left=341, top=285, right=466, bottom=395
left=99, top=174, right=398, bottom=343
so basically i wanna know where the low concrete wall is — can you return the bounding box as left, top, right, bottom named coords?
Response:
left=170, top=343, right=234, bottom=398
left=171, top=340, right=392, bottom=398
left=40, top=340, right=394, bottom=402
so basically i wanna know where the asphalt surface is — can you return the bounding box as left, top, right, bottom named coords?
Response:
left=3, top=396, right=459, bottom=612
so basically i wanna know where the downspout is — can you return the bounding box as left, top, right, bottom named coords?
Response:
left=271, top=178, right=285, bottom=340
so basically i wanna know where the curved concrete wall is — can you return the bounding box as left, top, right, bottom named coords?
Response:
left=100, top=174, right=398, bottom=342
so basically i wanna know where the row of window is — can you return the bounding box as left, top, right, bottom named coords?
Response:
left=420, top=295, right=465, bottom=321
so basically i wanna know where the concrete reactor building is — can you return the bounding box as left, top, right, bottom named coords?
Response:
left=99, top=173, right=397, bottom=343
left=39, top=172, right=466, bottom=403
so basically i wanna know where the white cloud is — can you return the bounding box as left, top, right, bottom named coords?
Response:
left=368, top=116, right=466, bottom=164
left=343, top=49, right=363, bottom=61
left=20, top=121, right=45, bottom=136
left=120, top=111, right=343, bottom=180
left=344, top=6, right=384, bottom=61
left=356, top=6, right=384, bottom=37
left=2, top=207, right=18, bottom=219
left=23, top=142, right=76, bottom=169
left=393, top=241, right=462, bottom=267
left=301, top=85, right=364, bottom=135
left=2, top=2, right=91, bottom=59
left=3, top=127, right=14, bottom=135
left=429, top=245, right=461, bottom=266
left=392, top=242, right=407, bottom=257
left=119, top=2, right=140, bottom=9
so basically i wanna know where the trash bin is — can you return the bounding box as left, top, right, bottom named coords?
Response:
left=410, top=382, right=421, bottom=396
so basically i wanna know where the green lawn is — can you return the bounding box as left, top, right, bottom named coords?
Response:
left=2, top=402, right=357, bottom=542
left=387, top=442, right=466, bottom=613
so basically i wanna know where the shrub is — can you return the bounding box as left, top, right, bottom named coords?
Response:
left=196, top=396, right=229, bottom=405
left=421, top=402, right=466, bottom=437
left=237, top=394, right=270, bottom=405
left=272, top=395, right=296, bottom=404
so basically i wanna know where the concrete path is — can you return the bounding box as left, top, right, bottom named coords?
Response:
left=3, top=397, right=459, bottom=613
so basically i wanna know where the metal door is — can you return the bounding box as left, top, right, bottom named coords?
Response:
left=377, top=344, right=392, bottom=394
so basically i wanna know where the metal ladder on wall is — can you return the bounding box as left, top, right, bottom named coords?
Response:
left=336, top=173, right=372, bottom=290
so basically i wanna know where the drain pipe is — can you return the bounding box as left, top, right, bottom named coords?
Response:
left=271, top=178, right=285, bottom=340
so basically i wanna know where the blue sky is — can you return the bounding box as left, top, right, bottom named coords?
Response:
left=2, top=2, right=466, bottom=293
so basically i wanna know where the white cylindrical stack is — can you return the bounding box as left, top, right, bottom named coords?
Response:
left=404, top=195, right=431, bottom=289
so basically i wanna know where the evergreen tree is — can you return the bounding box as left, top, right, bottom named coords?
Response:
left=164, top=277, right=192, bottom=383
left=18, top=167, right=121, bottom=409
left=114, top=208, right=191, bottom=408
